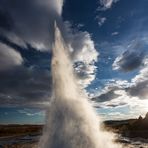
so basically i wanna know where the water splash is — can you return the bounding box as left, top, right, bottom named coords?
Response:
left=39, top=23, right=122, bottom=148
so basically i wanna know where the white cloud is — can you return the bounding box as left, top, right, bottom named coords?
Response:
left=64, top=22, right=99, bottom=88
left=132, top=58, right=148, bottom=83
left=111, top=32, right=119, bottom=36
left=94, top=38, right=148, bottom=120
left=93, top=64, right=148, bottom=119
left=100, top=0, right=114, bottom=9
left=38, top=0, right=64, bottom=15
left=0, top=0, right=99, bottom=90
left=99, top=0, right=119, bottom=10
left=128, top=58, right=148, bottom=99
left=0, top=0, right=100, bottom=108
left=96, top=17, right=107, bottom=26
left=0, top=43, right=23, bottom=71
left=96, top=89, right=148, bottom=120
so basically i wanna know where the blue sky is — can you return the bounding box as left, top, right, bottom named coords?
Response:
left=0, top=0, right=148, bottom=124
left=0, top=107, right=44, bottom=124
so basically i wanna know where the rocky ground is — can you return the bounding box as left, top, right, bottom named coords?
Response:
left=0, top=125, right=42, bottom=148
left=1, top=143, right=38, bottom=148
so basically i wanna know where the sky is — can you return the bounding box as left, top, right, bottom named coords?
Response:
left=0, top=0, right=148, bottom=124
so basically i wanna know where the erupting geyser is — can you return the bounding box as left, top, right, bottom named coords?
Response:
left=39, top=23, right=121, bottom=148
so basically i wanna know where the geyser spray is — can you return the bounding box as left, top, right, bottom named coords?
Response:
left=39, top=23, right=122, bottom=148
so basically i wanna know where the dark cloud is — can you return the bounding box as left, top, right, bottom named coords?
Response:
left=93, top=58, right=148, bottom=109
left=0, top=36, right=52, bottom=107
left=92, top=89, right=120, bottom=102
left=112, top=40, right=148, bottom=100
left=0, top=66, right=52, bottom=107
left=106, top=102, right=127, bottom=108
left=126, top=59, right=148, bottom=99
left=0, top=35, right=52, bottom=69
left=0, top=10, right=13, bottom=31
left=0, top=0, right=99, bottom=107
left=0, top=0, right=99, bottom=87
left=127, top=80, right=148, bottom=99
left=113, top=41, right=147, bottom=72
left=113, top=50, right=145, bottom=72
left=0, top=0, right=57, bottom=107
left=0, top=0, right=64, bottom=50
left=0, top=43, right=23, bottom=71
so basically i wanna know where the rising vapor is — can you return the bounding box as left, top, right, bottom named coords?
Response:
left=39, top=23, right=121, bottom=148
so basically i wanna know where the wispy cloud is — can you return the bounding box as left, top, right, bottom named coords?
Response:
left=18, top=108, right=45, bottom=116
left=93, top=56, right=148, bottom=119
left=111, top=32, right=119, bottom=36
left=96, top=16, right=107, bottom=26
left=98, top=0, right=119, bottom=11
left=63, top=22, right=99, bottom=88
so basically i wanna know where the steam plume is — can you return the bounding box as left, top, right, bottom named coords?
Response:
left=39, top=23, right=121, bottom=148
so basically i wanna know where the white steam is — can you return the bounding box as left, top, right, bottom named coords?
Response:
left=39, top=24, right=121, bottom=148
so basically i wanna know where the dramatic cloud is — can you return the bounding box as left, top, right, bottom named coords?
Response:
left=106, top=102, right=127, bottom=108
left=0, top=0, right=64, bottom=50
left=92, top=80, right=130, bottom=103
left=93, top=60, right=148, bottom=109
left=64, top=22, right=99, bottom=87
left=0, top=66, right=52, bottom=107
left=127, top=58, right=148, bottom=99
left=110, top=40, right=148, bottom=103
left=0, top=37, right=52, bottom=107
left=92, top=89, right=120, bottom=102
left=0, top=43, right=23, bottom=71
left=0, top=0, right=99, bottom=107
left=113, top=41, right=146, bottom=72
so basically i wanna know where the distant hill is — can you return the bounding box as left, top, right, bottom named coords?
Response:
left=104, top=112, right=148, bottom=139
left=0, top=125, right=43, bottom=137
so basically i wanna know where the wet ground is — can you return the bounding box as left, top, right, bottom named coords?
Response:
left=0, top=134, right=148, bottom=148
left=0, top=135, right=39, bottom=148
left=117, top=135, right=148, bottom=148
